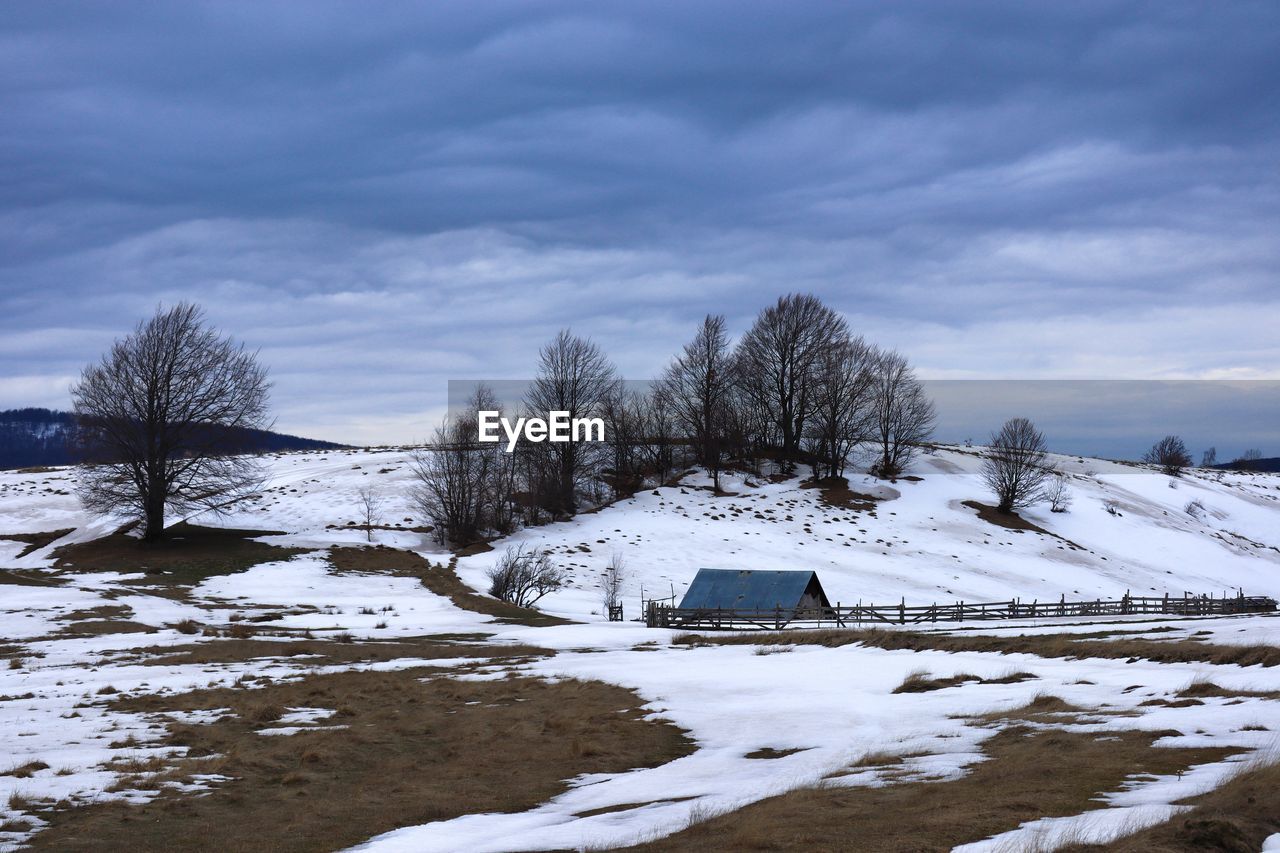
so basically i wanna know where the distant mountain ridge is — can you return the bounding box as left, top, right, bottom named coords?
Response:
left=0, top=408, right=348, bottom=470
left=1214, top=456, right=1280, bottom=473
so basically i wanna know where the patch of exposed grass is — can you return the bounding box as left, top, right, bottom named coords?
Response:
left=628, top=727, right=1237, bottom=852
left=52, top=523, right=304, bottom=587
left=30, top=669, right=693, bottom=852
left=961, top=500, right=1085, bottom=549
left=133, top=635, right=547, bottom=668
left=57, top=620, right=158, bottom=637
left=2, top=760, right=49, bottom=778
left=0, top=568, right=64, bottom=587
left=1176, top=679, right=1280, bottom=700
left=0, top=528, right=75, bottom=559
left=328, top=546, right=572, bottom=627
left=800, top=477, right=879, bottom=512
left=893, top=668, right=981, bottom=693
left=745, top=747, right=809, bottom=760
left=891, top=669, right=1035, bottom=693
left=677, top=627, right=1280, bottom=668
left=1063, top=751, right=1280, bottom=852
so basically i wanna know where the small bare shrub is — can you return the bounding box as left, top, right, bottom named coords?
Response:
left=1103, top=499, right=1121, bottom=516
left=356, top=487, right=385, bottom=543
left=1185, top=498, right=1206, bottom=519
left=601, top=552, right=626, bottom=618
left=487, top=544, right=565, bottom=608
left=1045, top=474, right=1072, bottom=513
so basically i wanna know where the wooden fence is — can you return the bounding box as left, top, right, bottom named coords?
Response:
left=645, top=591, right=1278, bottom=630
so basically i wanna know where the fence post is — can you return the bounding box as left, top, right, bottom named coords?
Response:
left=899, top=596, right=905, bottom=625
left=775, top=604, right=781, bottom=631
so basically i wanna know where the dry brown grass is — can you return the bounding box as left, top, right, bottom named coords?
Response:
left=29, top=668, right=693, bottom=852
left=744, top=747, right=809, bottom=760
left=628, top=725, right=1237, bottom=852
left=2, top=760, right=50, bottom=778
left=1175, top=679, right=1280, bottom=700
left=961, top=500, right=1086, bottom=549
left=134, top=635, right=546, bottom=667
left=328, top=545, right=572, bottom=626
left=1062, top=752, right=1280, bottom=852
left=892, top=668, right=1039, bottom=694
left=52, top=523, right=303, bottom=588
left=0, top=528, right=74, bottom=558
left=799, top=477, right=879, bottom=512
left=677, top=626, right=1280, bottom=668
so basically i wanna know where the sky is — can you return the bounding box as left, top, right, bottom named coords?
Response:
left=1, top=1, right=1278, bottom=452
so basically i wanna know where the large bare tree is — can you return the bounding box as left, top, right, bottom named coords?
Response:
left=981, top=417, right=1051, bottom=513
left=662, top=314, right=733, bottom=487
left=734, top=294, right=849, bottom=458
left=524, top=329, right=617, bottom=515
left=868, top=349, right=935, bottom=478
left=72, top=302, right=270, bottom=541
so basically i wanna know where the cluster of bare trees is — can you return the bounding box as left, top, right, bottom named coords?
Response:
left=415, top=293, right=936, bottom=546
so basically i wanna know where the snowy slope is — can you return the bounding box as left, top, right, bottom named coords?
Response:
left=4, top=445, right=1279, bottom=618
left=2, top=446, right=1280, bottom=852
left=452, top=447, right=1280, bottom=621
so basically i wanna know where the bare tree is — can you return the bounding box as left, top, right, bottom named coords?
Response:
left=72, top=302, right=270, bottom=541
left=1044, top=471, right=1072, bottom=513
left=981, top=417, right=1051, bottom=513
left=525, top=330, right=618, bottom=515
left=635, top=384, right=677, bottom=486
left=599, top=385, right=648, bottom=500
left=410, top=385, right=508, bottom=546
left=1200, top=447, right=1217, bottom=468
left=487, top=544, right=565, bottom=608
left=867, top=349, right=936, bottom=478
left=1144, top=435, right=1192, bottom=476
left=805, top=336, right=876, bottom=480
left=411, top=418, right=485, bottom=545
left=356, top=486, right=385, bottom=542
left=734, top=294, right=849, bottom=458
left=662, top=314, right=734, bottom=487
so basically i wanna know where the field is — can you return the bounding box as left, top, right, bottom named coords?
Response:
left=1, top=446, right=1278, bottom=851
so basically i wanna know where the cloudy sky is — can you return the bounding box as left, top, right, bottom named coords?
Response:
left=2, top=1, right=1278, bottom=449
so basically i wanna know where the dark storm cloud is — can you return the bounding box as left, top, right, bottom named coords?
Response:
left=1, top=1, right=1278, bottom=445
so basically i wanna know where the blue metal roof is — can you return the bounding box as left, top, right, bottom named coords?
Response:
left=678, top=569, right=829, bottom=610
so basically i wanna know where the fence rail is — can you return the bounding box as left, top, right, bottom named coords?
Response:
left=645, top=592, right=1278, bottom=630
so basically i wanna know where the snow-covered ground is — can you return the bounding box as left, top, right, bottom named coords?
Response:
left=2, top=446, right=1279, bottom=851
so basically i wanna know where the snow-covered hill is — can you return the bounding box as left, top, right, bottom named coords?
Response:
left=5, top=445, right=1278, bottom=616
left=3, top=445, right=1280, bottom=852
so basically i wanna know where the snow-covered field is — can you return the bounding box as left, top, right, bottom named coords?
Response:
left=2, top=446, right=1278, bottom=851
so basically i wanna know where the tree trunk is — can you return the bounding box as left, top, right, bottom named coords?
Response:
left=142, top=487, right=166, bottom=541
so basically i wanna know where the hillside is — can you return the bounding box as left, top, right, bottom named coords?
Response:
left=0, top=408, right=349, bottom=470
left=2, top=446, right=1279, bottom=851
left=5, top=445, right=1278, bottom=613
